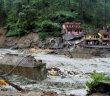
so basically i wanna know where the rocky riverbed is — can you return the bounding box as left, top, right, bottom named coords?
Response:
left=0, top=49, right=110, bottom=96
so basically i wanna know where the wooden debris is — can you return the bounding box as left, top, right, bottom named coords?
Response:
left=0, top=76, right=24, bottom=92
left=0, top=80, right=8, bottom=86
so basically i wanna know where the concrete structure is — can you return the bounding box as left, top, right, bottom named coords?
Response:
left=61, top=22, right=84, bottom=41
left=0, top=54, right=47, bottom=80
left=98, top=29, right=109, bottom=45
left=84, top=30, right=99, bottom=45
left=85, top=29, right=110, bottom=46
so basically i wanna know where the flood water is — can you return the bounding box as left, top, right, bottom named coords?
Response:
left=0, top=49, right=110, bottom=96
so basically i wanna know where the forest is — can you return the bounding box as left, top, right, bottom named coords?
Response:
left=0, top=0, right=110, bottom=38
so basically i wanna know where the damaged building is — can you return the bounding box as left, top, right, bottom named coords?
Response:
left=85, top=29, right=110, bottom=46
left=61, top=22, right=84, bottom=47
left=84, top=29, right=99, bottom=45
left=0, top=54, right=47, bottom=80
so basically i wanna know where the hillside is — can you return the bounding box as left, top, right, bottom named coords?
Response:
left=0, top=0, right=110, bottom=38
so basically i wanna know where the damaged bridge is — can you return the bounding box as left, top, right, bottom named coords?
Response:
left=0, top=54, right=47, bottom=80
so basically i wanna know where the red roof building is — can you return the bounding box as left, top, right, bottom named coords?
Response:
left=61, top=22, right=84, bottom=35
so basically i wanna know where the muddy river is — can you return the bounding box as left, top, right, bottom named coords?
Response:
left=0, top=49, right=110, bottom=96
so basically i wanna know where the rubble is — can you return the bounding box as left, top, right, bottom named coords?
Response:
left=47, top=67, right=60, bottom=76
left=18, top=48, right=54, bottom=54
left=38, top=37, right=63, bottom=49
left=0, top=91, right=72, bottom=96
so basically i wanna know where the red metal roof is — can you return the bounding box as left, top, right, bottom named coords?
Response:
left=61, top=22, right=83, bottom=34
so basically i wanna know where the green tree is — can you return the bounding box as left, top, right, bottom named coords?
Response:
left=1, top=0, right=110, bottom=37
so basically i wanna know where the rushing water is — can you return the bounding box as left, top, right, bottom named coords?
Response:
left=0, top=49, right=110, bottom=96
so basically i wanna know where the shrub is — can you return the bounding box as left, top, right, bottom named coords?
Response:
left=36, top=20, right=60, bottom=39
left=86, top=71, right=110, bottom=90
left=6, top=5, right=37, bottom=37
left=38, top=32, right=48, bottom=40
left=49, top=11, right=77, bottom=23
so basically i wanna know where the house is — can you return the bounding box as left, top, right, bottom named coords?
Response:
left=84, top=29, right=100, bottom=45
left=98, top=29, right=109, bottom=45
left=61, top=22, right=84, bottom=41
left=85, top=29, right=110, bottom=46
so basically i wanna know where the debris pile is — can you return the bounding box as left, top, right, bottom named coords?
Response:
left=47, top=67, right=60, bottom=76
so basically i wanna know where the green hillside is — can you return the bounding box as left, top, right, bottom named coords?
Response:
left=0, top=0, right=110, bottom=38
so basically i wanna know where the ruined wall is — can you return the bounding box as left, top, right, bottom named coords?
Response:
left=0, top=54, right=47, bottom=80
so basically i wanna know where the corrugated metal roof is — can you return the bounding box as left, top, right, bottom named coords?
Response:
left=62, top=33, right=83, bottom=41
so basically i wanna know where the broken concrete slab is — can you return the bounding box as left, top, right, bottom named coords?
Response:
left=0, top=54, right=47, bottom=80
left=38, top=37, right=63, bottom=49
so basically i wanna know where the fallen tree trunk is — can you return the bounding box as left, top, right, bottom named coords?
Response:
left=0, top=75, right=24, bottom=92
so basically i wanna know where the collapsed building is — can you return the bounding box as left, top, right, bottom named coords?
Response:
left=0, top=54, right=47, bottom=80
left=62, top=22, right=84, bottom=41
left=61, top=22, right=85, bottom=49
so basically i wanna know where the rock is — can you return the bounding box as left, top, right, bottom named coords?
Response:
left=43, top=91, right=58, bottom=96
left=0, top=87, right=8, bottom=91
left=69, top=94, right=75, bottom=96
left=59, top=72, right=67, bottom=78
left=38, top=37, right=63, bottom=49
left=0, top=70, right=4, bottom=75
left=90, top=49, right=102, bottom=56
left=89, top=93, right=110, bottom=96
left=47, top=37, right=63, bottom=49
left=5, top=33, right=39, bottom=49
left=88, top=80, right=110, bottom=95
left=27, top=91, right=43, bottom=96
left=38, top=41, right=46, bottom=48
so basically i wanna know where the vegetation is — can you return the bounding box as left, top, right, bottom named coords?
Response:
left=0, top=0, right=110, bottom=38
left=86, top=71, right=110, bottom=91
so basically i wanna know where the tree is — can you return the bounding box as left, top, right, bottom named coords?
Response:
left=1, top=0, right=110, bottom=36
